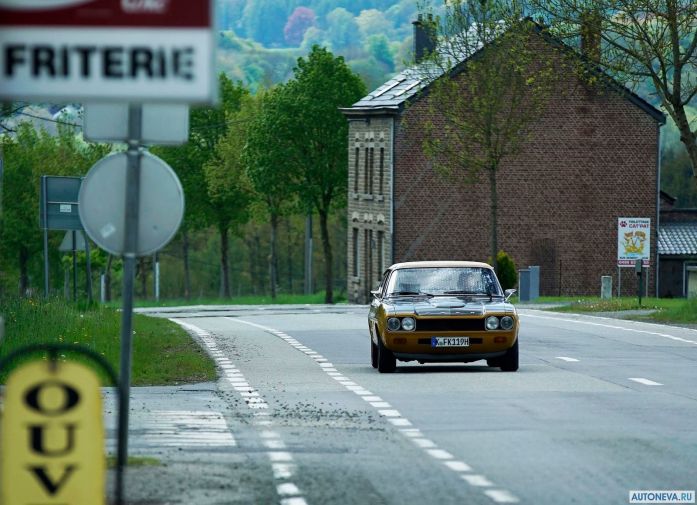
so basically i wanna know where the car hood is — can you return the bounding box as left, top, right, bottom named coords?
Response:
left=384, top=296, right=515, bottom=316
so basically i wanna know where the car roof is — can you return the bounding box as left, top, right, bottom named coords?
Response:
left=389, top=261, right=494, bottom=271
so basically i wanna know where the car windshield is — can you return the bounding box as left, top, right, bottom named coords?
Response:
left=385, top=267, right=502, bottom=297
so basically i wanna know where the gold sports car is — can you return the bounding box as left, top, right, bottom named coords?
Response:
left=368, top=261, right=519, bottom=373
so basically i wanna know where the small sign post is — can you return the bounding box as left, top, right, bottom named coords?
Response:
left=617, top=217, right=651, bottom=298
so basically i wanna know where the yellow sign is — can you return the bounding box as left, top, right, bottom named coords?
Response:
left=1, top=360, right=105, bottom=505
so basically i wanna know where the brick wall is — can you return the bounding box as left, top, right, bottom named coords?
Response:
left=393, top=59, right=661, bottom=296
left=347, top=116, right=395, bottom=303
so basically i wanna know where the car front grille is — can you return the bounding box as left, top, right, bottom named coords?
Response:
left=414, top=318, right=486, bottom=331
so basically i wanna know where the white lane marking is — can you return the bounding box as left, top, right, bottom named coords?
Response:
left=369, top=401, right=392, bottom=408
left=171, top=319, right=307, bottom=505
left=522, top=312, right=697, bottom=345
left=378, top=409, right=401, bottom=417
left=412, top=438, right=437, bottom=448
left=427, top=448, right=454, bottom=460
left=272, top=463, right=296, bottom=479
left=226, top=317, right=518, bottom=505
left=445, top=460, right=472, bottom=472
left=484, top=489, right=520, bottom=503
left=277, top=483, right=301, bottom=496
left=556, top=356, right=579, bottom=362
left=462, top=474, right=494, bottom=487
left=629, top=377, right=663, bottom=386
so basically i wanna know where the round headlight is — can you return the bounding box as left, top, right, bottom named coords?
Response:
left=500, top=316, right=514, bottom=330
left=401, top=317, right=416, bottom=331
left=485, top=316, right=500, bottom=330
left=387, top=318, right=401, bottom=331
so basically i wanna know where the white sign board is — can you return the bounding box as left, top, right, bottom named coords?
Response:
left=0, top=0, right=215, bottom=103
left=83, top=103, right=189, bottom=144
left=617, top=217, right=651, bottom=267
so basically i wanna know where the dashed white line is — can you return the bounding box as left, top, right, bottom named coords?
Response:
left=556, top=356, right=579, bottom=362
left=225, top=317, right=519, bottom=505
left=171, top=319, right=307, bottom=505
left=629, top=377, right=663, bottom=386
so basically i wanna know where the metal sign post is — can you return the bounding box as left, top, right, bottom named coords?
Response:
left=115, top=105, right=142, bottom=505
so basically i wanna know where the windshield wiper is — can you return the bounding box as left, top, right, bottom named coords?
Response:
left=389, top=291, right=434, bottom=297
left=443, top=290, right=485, bottom=295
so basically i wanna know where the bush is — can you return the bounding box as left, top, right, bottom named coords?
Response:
left=496, top=250, right=517, bottom=291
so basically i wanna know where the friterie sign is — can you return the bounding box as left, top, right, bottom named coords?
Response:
left=617, top=217, right=651, bottom=267
left=0, top=0, right=215, bottom=102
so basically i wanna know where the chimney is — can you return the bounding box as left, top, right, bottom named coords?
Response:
left=413, top=14, right=437, bottom=63
left=580, top=10, right=601, bottom=63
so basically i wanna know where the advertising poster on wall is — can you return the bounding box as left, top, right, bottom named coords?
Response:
left=617, top=217, right=651, bottom=267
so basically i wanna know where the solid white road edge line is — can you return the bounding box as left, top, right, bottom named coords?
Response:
left=628, top=377, right=664, bottom=386
left=171, top=319, right=307, bottom=505
left=556, top=357, right=580, bottom=362
left=225, top=316, right=520, bottom=504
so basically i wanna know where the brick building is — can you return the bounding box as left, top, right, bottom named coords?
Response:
left=342, top=21, right=666, bottom=304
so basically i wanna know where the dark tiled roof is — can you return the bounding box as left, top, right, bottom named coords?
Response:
left=658, top=222, right=697, bottom=255
left=346, top=22, right=665, bottom=124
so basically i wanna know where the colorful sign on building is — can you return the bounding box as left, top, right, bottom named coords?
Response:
left=1, top=360, right=105, bottom=505
left=617, top=217, right=651, bottom=267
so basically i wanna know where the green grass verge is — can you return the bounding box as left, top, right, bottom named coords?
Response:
left=0, top=297, right=216, bottom=385
left=517, top=296, right=697, bottom=323
left=106, top=291, right=347, bottom=308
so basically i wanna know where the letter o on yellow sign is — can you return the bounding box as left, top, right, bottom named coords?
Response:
left=1, top=360, right=105, bottom=505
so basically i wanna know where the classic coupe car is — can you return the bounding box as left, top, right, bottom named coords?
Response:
left=368, top=261, right=519, bottom=373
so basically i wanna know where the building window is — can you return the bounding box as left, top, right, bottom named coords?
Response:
left=377, top=231, right=384, bottom=274
left=379, top=147, right=384, bottom=196
left=352, top=228, right=359, bottom=276
left=353, top=147, right=359, bottom=193
left=364, top=147, right=369, bottom=193
left=369, top=147, right=374, bottom=194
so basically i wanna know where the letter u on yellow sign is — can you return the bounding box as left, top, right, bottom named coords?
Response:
left=1, top=360, right=105, bottom=505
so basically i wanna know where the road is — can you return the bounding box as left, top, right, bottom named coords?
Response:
left=121, top=305, right=697, bottom=505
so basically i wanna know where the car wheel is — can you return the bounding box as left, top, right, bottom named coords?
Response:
left=371, top=337, right=378, bottom=369
left=499, top=339, right=519, bottom=372
left=377, top=334, right=396, bottom=373
left=486, top=358, right=500, bottom=367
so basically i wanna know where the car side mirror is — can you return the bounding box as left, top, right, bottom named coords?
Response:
left=504, top=289, right=516, bottom=301
left=370, top=289, right=381, bottom=298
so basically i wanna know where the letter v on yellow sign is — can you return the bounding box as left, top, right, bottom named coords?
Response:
left=1, top=360, right=105, bottom=505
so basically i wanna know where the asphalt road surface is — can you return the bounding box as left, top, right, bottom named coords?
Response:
left=123, top=305, right=697, bottom=505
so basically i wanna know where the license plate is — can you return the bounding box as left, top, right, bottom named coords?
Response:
left=431, top=337, right=470, bottom=348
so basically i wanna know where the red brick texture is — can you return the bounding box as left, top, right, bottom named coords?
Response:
left=394, top=69, right=660, bottom=296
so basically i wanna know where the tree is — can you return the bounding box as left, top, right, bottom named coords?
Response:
left=0, top=122, right=107, bottom=296
left=154, top=74, right=248, bottom=299
left=530, top=0, right=697, bottom=178
left=415, top=1, right=560, bottom=272
left=272, top=46, right=366, bottom=303
left=243, top=89, right=297, bottom=299
left=326, top=8, right=362, bottom=50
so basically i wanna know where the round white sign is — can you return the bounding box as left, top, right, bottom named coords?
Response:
left=78, top=151, right=184, bottom=256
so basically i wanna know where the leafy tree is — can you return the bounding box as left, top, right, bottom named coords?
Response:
left=284, top=7, right=316, bottom=46
left=530, top=0, right=697, bottom=178
left=415, top=1, right=560, bottom=271
left=0, top=123, right=107, bottom=296
left=326, top=8, right=362, bottom=50
left=154, top=74, right=248, bottom=299
left=356, top=9, right=394, bottom=40
left=272, top=46, right=366, bottom=303
left=495, top=250, right=517, bottom=291
left=243, top=89, right=297, bottom=299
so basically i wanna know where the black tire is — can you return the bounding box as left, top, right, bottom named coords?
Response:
left=377, top=335, right=396, bottom=373
left=486, top=358, right=500, bottom=368
left=499, top=339, right=519, bottom=372
left=371, top=337, right=378, bottom=369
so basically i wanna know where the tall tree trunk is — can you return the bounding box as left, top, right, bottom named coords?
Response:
left=182, top=227, right=191, bottom=300
left=219, top=222, right=231, bottom=298
left=673, top=105, right=697, bottom=178
left=286, top=217, right=293, bottom=293
left=254, top=233, right=262, bottom=295
left=139, top=257, right=147, bottom=299
left=319, top=209, right=333, bottom=304
left=18, top=245, right=29, bottom=297
left=104, top=254, right=113, bottom=302
left=489, top=165, right=499, bottom=273
left=270, top=212, right=279, bottom=299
